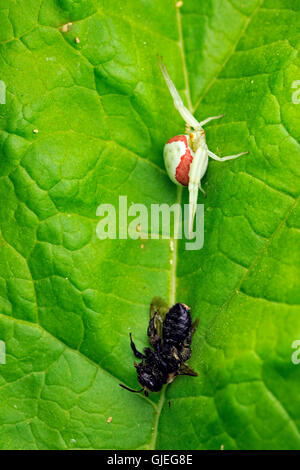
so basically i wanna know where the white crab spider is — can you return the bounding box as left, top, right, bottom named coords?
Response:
left=158, top=59, right=248, bottom=237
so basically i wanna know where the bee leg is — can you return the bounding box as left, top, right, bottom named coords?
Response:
left=129, top=333, right=146, bottom=359
left=143, top=347, right=155, bottom=357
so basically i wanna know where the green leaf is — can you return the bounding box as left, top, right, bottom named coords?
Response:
left=0, top=0, right=299, bottom=450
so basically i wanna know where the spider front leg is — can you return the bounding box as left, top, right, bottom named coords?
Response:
left=158, top=57, right=200, bottom=130
left=208, top=149, right=248, bottom=161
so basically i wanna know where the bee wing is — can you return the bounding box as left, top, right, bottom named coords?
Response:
left=178, top=363, right=198, bottom=377
left=191, top=318, right=199, bottom=336
left=158, top=57, right=200, bottom=130
left=148, top=297, right=169, bottom=346
left=150, top=297, right=169, bottom=318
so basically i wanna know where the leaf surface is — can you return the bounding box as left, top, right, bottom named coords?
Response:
left=0, top=0, right=299, bottom=449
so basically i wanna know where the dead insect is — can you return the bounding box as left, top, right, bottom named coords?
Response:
left=119, top=297, right=199, bottom=397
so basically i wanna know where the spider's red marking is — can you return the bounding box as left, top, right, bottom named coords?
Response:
left=166, top=135, right=187, bottom=145
left=166, top=135, right=193, bottom=186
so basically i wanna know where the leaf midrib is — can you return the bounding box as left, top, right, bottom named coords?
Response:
left=149, top=4, right=195, bottom=450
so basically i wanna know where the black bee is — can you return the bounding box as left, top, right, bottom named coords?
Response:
left=119, top=297, right=199, bottom=397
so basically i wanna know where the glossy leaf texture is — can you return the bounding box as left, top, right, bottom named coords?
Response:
left=0, top=0, right=299, bottom=450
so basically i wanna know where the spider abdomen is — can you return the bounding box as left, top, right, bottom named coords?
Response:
left=163, top=135, right=194, bottom=187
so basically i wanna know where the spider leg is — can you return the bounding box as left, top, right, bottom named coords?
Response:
left=199, top=182, right=206, bottom=198
left=129, top=333, right=146, bottom=359
left=198, top=114, right=224, bottom=127
left=188, top=182, right=199, bottom=238
left=158, top=57, right=200, bottom=129
left=208, top=149, right=248, bottom=161
left=188, top=145, right=208, bottom=237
